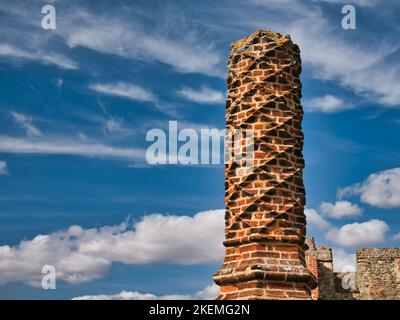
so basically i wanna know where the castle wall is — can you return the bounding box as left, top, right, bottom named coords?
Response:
left=357, top=248, right=400, bottom=300
left=305, top=242, right=400, bottom=300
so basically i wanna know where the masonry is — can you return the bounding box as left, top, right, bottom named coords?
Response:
left=213, top=29, right=317, bottom=299
left=213, top=29, right=400, bottom=300
left=305, top=237, right=400, bottom=300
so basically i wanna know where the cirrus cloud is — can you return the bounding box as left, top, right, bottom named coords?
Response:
left=89, top=82, right=156, bottom=103
left=0, top=161, right=8, bottom=175
left=177, top=86, right=225, bottom=105
left=304, top=95, right=349, bottom=113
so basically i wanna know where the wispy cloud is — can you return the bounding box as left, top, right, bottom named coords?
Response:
left=304, top=95, right=349, bottom=113
left=177, top=86, right=225, bottom=104
left=237, top=0, right=400, bottom=107
left=0, top=161, right=8, bottom=175
left=287, top=10, right=400, bottom=107
left=10, top=111, right=43, bottom=137
left=0, top=43, right=78, bottom=70
left=62, top=8, right=223, bottom=77
left=0, top=136, right=145, bottom=162
left=89, top=82, right=156, bottom=103
left=313, top=0, right=379, bottom=6
left=0, top=210, right=224, bottom=286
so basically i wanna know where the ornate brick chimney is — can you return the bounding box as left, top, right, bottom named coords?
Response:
left=213, top=30, right=317, bottom=299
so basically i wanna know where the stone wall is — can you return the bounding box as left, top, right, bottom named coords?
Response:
left=305, top=241, right=400, bottom=300
left=357, top=248, right=400, bottom=300
left=333, top=272, right=359, bottom=300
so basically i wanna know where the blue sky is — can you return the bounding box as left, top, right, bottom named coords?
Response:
left=0, top=0, right=399, bottom=299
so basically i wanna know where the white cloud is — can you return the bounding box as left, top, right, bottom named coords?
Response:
left=103, top=118, right=123, bottom=134
left=0, top=210, right=224, bottom=286
left=72, top=284, right=219, bottom=300
left=326, top=219, right=389, bottom=247
left=289, top=15, right=400, bottom=107
left=305, top=208, right=331, bottom=230
left=10, top=111, right=42, bottom=137
left=63, top=12, right=222, bottom=77
left=306, top=207, right=389, bottom=248
left=0, top=161, right=8, bottom=175
left=332, top=248, right=356, bottom=272
left=0, top=43, right=78, bottom=70
left=0, top=136, right=145, bottom=161
left=314, top=0, right=378, bottom=6
left=320, top=201, right=362, bottom=219
left=178, top=86, right=225, bottom=105
left=89, top=82, right=156, bottom=103
left=393, top=233, right=400, bottom=241
left=339, top=168, right=400, bottom=208
left=55, top=78, right=63, bottom=90
left=304, top=95, right=348, bottom=113
left=245, top=1, right=400, bottom=107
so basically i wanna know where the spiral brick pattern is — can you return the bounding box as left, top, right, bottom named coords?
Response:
left=213, top=30, right=317, bottom=300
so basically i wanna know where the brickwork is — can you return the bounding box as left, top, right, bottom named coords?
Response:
left=305, top=255, right=319, bottom=300
left=213, top=30, right=316, bottom=300
left=213, top=29, right=400, bottom=301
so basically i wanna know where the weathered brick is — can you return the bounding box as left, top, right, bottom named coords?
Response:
left=213, top=30, right=316, bottom=300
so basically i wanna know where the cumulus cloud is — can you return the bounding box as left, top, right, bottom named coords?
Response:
left=320, top=201, right=362, bottom=219
left=10, top=111, right=42, bottom=137
left=305, top=208, right=331, bottom=230
left=339, top=168, right=400, bottom=208
left=304, top=95, right=348, bottom=113
left=72, top=284, right=219, bottom=300
left=393, top=233, right=400, bottom=241
left=0, top=43, right=78, bottom=70
left=326, top=219, right=389, bottom=247
left=332, top=248, right=356, bottom=272
left=177, top=86, right=225, bottom=104
left=89, top=82, right=156, bottom=103
left=306, top=207, right=388, bottom=248
left=0, top=161, right=8, bottom=175
left=0, top=210, right=224, bottom=286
